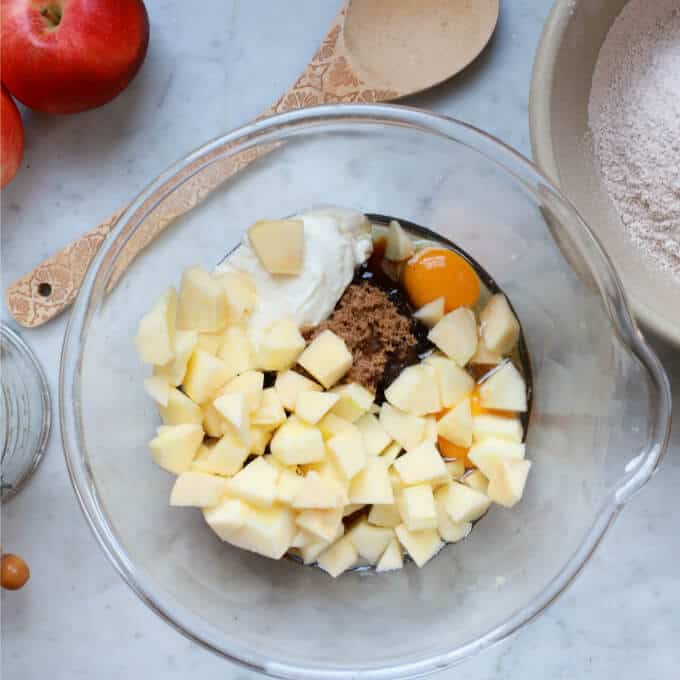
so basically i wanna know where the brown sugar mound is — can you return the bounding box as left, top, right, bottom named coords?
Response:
left=303, top=282, right=417, bottom=393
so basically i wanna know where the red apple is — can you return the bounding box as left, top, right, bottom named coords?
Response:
left=1, top=86, right=24, bottom=188
left=1, top=0, right=149, bottom=114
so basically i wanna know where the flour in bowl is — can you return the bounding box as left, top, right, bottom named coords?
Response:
left=588, top=0, right=680, bottom=282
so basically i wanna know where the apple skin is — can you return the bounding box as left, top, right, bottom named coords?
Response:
left=1, top=86, right=24, bottom=188
left=1, top=0, right=149, bottom=114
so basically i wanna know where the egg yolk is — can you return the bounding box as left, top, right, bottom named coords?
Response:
left=403, top=248, right=480, bottom=312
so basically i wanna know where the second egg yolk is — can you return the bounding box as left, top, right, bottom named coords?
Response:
left=403, top=248, right=480, bottom=312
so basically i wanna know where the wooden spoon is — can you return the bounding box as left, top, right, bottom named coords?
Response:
left=7, top=0, right=499, bottom=328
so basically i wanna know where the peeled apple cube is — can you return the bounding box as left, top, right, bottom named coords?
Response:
left=437, top=398, right=473, bottom=447
left=441, top=481, right=491, bottom=523
left=251, top=388, right=286, bottom=429
left=217, top=326, right=256, bottom=377
left=313, top=458, right=350, bottom=494
left=398, top=484, right=438, bottom=531
left=428, top=307, right=478, bottom=367
left=379, top=403, right=426, bottom=451
left=376, top=537, right=404, bottom=572
left=348, top=458, right=394, bottom=505
left=297, top=330, right=353, bottom=389
left=470, top=336, right=502, bottom=366
left=479, top=362, right=527, bottom=412
left=394, top=525, right=442, bottom=568
left=413, top=297, right=445, bottom=328
left=149, top=424, right=203, bottom=474
left=295, top=391, right=339, bottom=425
left=257, top=318, right=306, bottom=371
left=214, top=269, right=257, bottom=321
left=385, top=365, right=441, bottom=416
left=467, top=438, right=525, bottom=479
left=202, top=401, right=228, bottom=438
left=473, top=414, right=523, bottom=443
left=347, top=518, right=395, bottom=564
left=213, top=392, right=250, bottom=446
left=248, top=219, right=304, bottom=275
left=191, top=433, right=249, bottom=477
left=424, top=354, right=475, bottom=409
left=270, top=418, right=326, bottom=465
left=327, top=427, right=367, bottom=480
left=368, top=502, right=402, bottom=528
left=434, top=487, right=472, bottom=543
left=292, top=471, right=348, bottom=509
left=480, top=294, right=520, bottom=355
left=227, top=503, right=297, bottom=560
left=318, top=413, right=354, bottom=440
left=134, top=287, right=177, bottom=366
left=330, top=383, right=375, bottom=422
left=183, top=350, right=233, bottom=404
left=276, top=468, right=305, bottom=505
left=249, top=426, right=273, bottom=456
left=462, top=469, right=489, bottom=494
left=355, top=413, right=392, bottom=457
left=220, top=371, right=265, bottom=414
left=226, top=456, right=279, bottom=508
left=393, top=441, right=448, bottom=487
left=159, top=388, right=203, bottom=426
left=380, top=442, right=402, bottom=466
left=170, top=471, right=230, bottom=508
left=487, top=458, right=531, bottom=508
left=176, top=266, right=230, bottom=332
left=385, top=219, right=415, bottom=262
left=203, top=498, right=246, bottom=540
left=196, top=332, right=222, bottom=356
left=317, top=536, right=358, bottom=578
left=144, top=375, right=170, bottom=407
left=274, top=370, right=323, bottom=411
left=296, top=507, right=343, bottom=543
left=154, top=330, right=198, bottom=387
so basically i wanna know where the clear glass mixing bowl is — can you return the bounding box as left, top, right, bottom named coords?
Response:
left=60, top=105, right=671, bottom=678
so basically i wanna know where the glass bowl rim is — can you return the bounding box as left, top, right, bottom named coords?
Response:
left=59, top=103, right=672, bottom=679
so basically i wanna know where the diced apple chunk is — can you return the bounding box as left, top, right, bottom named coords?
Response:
left=183, top=350, right=233, bottom=404
left=195, top=332, right=222, bottom=356
left=203, top=498, right=246, bottom=540
left=318, top=413, right=354, bottom=440
left=380, top=442, right=402, bottom=466
left=274, top=370, right=322, bottom=411
left=170, top=471, right=230, bottom=508
left=201, top=401, right=228, bottom=437
left=398, top=484, right=438, bottom=531
left=379, top=403, right=426, bottom=451
left=276, top=468, right=305, bottom=505
left=348, top=458, right=394, bottom=505
left=213, top=392, right=250, bottom=445
left=368, top=502, right=402, bottom=528
left=217, top=326, right=256, bottom=376
left=385, top=364, right=441, bottom=416
left=154, top=330, right=198, bottom=387
left=292, top=471, right=348, bottom=509
left=434, top=486, right=472, bottom=543
left=413, top=297, right=445, bottom=328
left=270, top=418, right=326, bottom=465
left=219, top=371, right=265, bottom=414
left=134, top=288, right=177, bottom=366
left=473, top=414, right=523, bottom=442
left=296, top=507, right=343, bottom=543
left=393, top=441, right=448, bottom=487
left=487, top=459, right=531, bottom=508
left=317, top=536, right=358, bottom=578
left=394, top=525, right=442, bottom=568
left=462, top=469, right=489, bottom=494
left=355, top=413, right=392, bottom=457
left=144, top=375, right=170, bottom=407
left=191, top=434, right=249, bottom=477
left=297, top=330, right=353, bottom=389
left=480, top=294, right=520, bottom=355
left=295, top=391, right=339, bottom=425
left=251, top=388, right=286, bottom=429
left=385, top=219, right=415, bottom=261
left=428, top=307, right=478, bottom=367
left=347, top=519, right=394, bottom=564
left=424, top=354, right=475, bottom=408
left=149, top=424, right=203, bottom=474
left=327, top=427, right=367, bottom=480
left=329, top=383, right=375, bottom=422
left=176, top=266, right=230, bottom=332
left=440, top=482, right=491, bottom=523
left=479, top=362, right=527, bottom=412
left=437, top=398, right=473, bottom=447
left=257, top=318, right=306, bottom=370
left=213, top=269, right=257, bottom=321
left=248, top=219, right=304, bottom=275
left=249, top=426, right=272, bottom=455
left=227, top=503, right=296, bottom=559
left=470, top=336, right=503, bottom=366
left=376, top=538, right=403, bottom=572
left=227, top=456, right=279, bottom=508
left=467, top=438, right=525, bottom=479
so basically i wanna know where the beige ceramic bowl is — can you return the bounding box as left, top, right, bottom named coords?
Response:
left=530, top=0, right=680, bottom=346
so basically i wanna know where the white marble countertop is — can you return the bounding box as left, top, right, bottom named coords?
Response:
left=2, top=1, right=678, bottom=678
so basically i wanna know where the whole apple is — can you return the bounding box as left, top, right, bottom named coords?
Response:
left=0, top=86, right=24, bottom=188
left=1, top=0, right=149, bottom=114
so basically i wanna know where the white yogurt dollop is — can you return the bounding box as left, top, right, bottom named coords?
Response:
left=217, top=207, right=373, bottom=345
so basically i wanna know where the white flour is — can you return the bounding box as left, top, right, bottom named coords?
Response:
left=588, top=0, right=680, bottom=281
